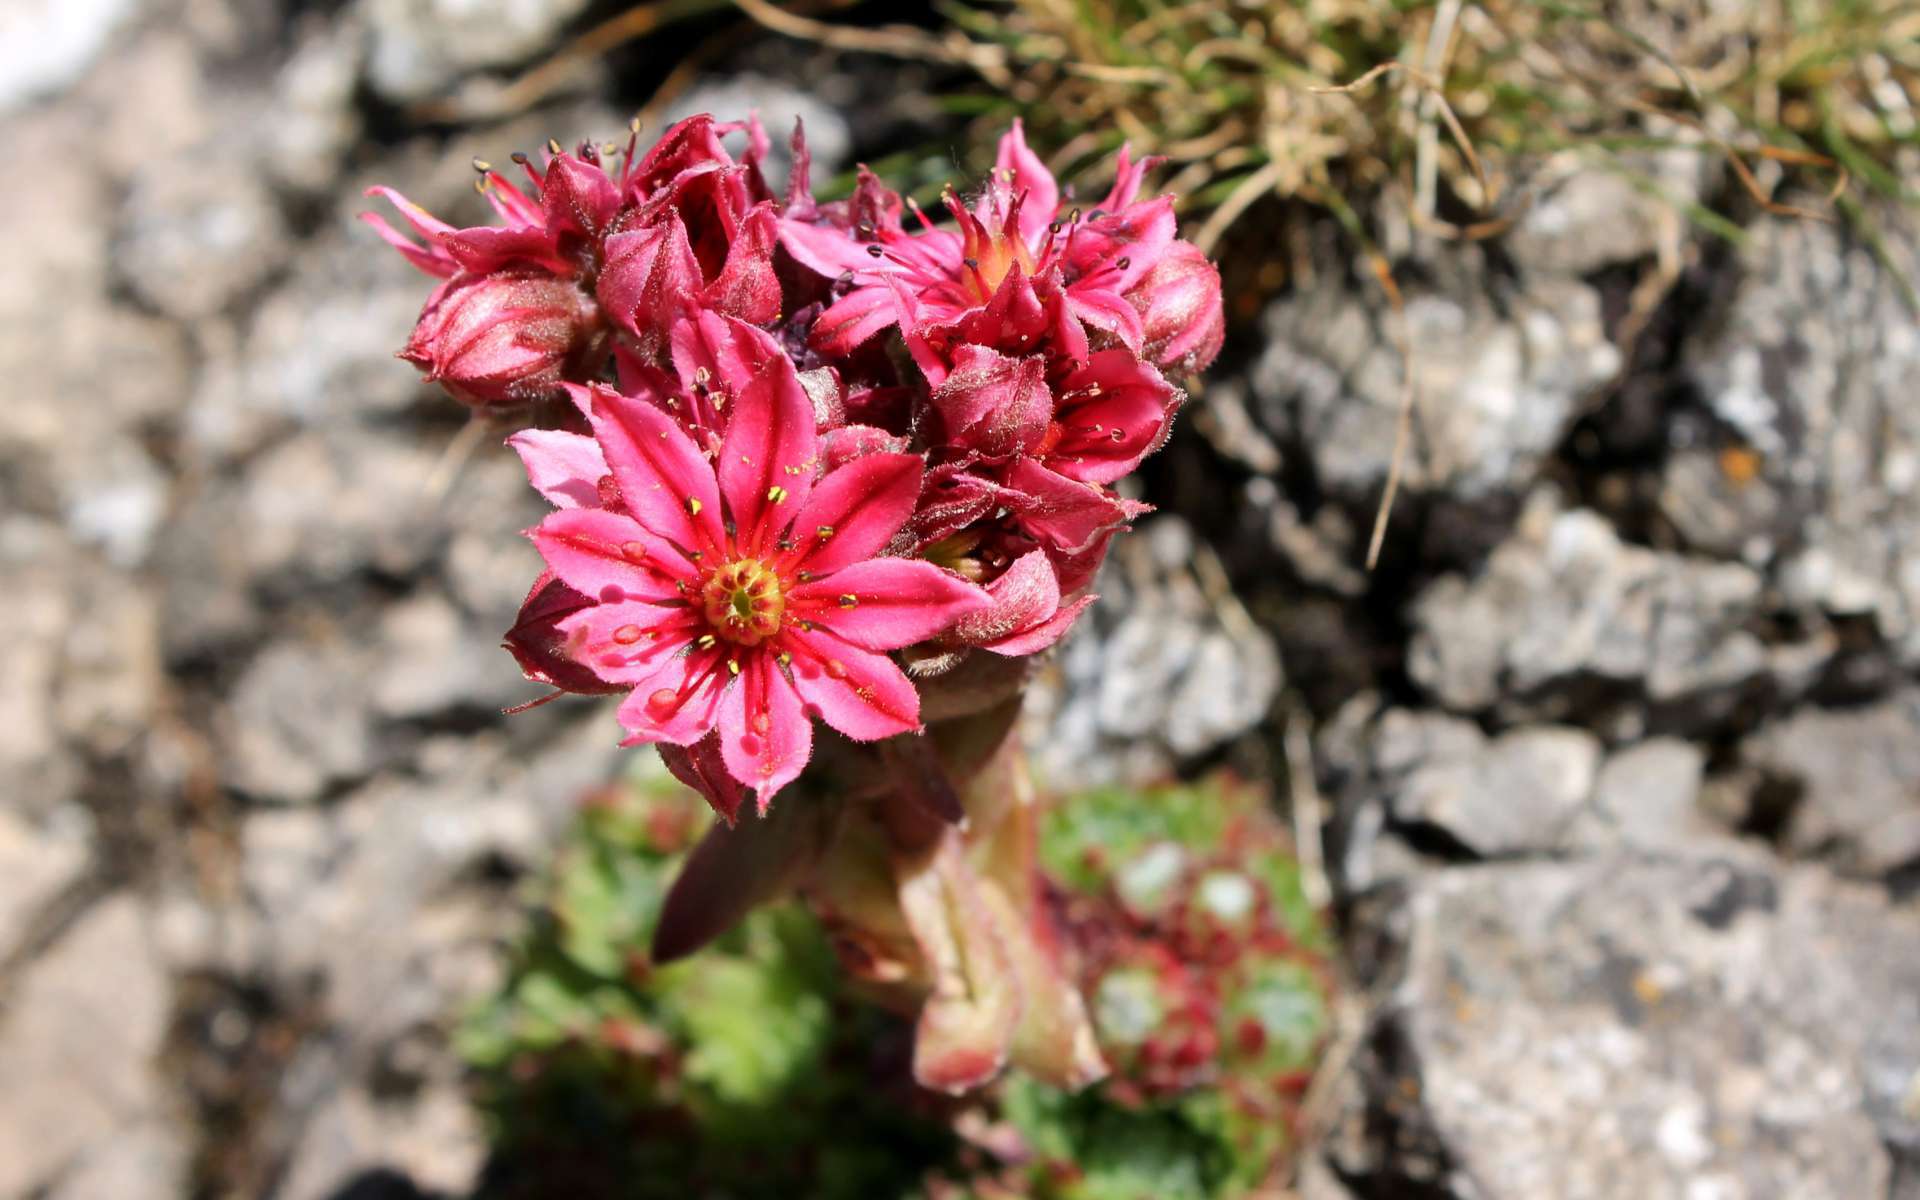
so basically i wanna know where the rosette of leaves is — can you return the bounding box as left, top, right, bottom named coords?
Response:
left=934, top=774, right=1335, bottom=1199
left=462, top=767, right=1334, bottom=1199
left=458, top=760, right=961, bottom=1199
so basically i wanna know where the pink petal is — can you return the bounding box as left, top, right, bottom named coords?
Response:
left=784, top=118, right=816, bottom=215
left=443, top=226, right=571, bottom=276
left=781, top=625, right=921, bottom=741
left=821, top=424, right=908, bottom=470
left=784, top=452, right=922, bottom=576
left=596, top=214, right=703, bottom=347
left=1066, top=285, right=1146, bottom=352
left=530, top=507, right=693, bottom=601
left=791, top=558, right=990, bottom=651
left=669, top=310, right=784, bottom=400
left=625, top=114, right=732, bottom=199
left=540, top=152, right=621, bottom=236
left=1048, top=350, right=1182, bottom=485
left=810, top=284, right=902, bottom=355
left=1070, top=195, right=1177, bottom=293
left=929, top=345, right=1051, bottom=460
left=718, top=357, right=819, bottom=553
left=1098, top=143, right=1157, bottom=211
left=994, top=118, right=1060, bottom=247
left=953, top=265, right=1050, bottom=356
left=479, top=171, right=543, bottom=227
left=899, top=462, right=1012, bottom=549
left=508, top=428, right=609, bottom=509
left=613, top=644, right=730, bottom=745
left=364, top=184, right=455, bottom=234
left=502, top=571, right=624, bottom=696
left=357, top=212, right=456, bottom=278
left=716, top=655, right=811, bottom=809
left=1004, top=459, right=1133, bottom=555
left=703, top=202, right=781, bottom=325
left=778, top=215, right=872, bottom=277
left=658, top=733, right=747, bottom=824
left=947, top=549, right=1060, bottom=647
left=983, top=594, right=1095, bottom=656
left=554, top=597, right=699, bottom=686
left=585, top=384, right=724, bottom=555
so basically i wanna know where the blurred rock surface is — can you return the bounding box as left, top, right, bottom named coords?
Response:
left=3, top=0, right=1918, bottom=1196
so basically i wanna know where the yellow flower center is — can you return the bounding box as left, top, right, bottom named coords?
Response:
left=700, top=559, right=785, bottom=646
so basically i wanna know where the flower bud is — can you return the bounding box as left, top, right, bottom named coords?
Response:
left=502, top=571, right=623, bottom=699
left=1127, top=240, right=1224, bottom=376
left=401, top=271, right=604, bottom=409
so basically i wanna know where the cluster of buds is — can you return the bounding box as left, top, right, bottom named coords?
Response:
left=368, top=115, right=1224, bottom=1093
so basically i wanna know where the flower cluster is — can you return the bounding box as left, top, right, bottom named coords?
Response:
left=368, top=116, right=1223, bottom=816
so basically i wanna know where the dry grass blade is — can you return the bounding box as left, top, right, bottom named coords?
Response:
left=732, top=0, right=1010, bottom=83
left=1363, top=248, right=1416, bottom=573
left=1311, top=59, right=1494, bottom=211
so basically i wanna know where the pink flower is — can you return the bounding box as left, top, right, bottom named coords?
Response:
left=781, top=121, right=1178, bottom=383
left=362, top=146, right=620, bottom=281
left=929, top=344, right=1181, bottom=486
left=510, top=357, right=990, bottom=817
left=1128, top=240, right=1225, bottom=376
left=400, top=271, right=604, bottom=409
left=501, top=571, right=622, bottom=701
left=595, top=116, right=782, bottom=352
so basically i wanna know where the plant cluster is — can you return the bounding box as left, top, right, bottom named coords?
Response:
left=367, top=114, right=1226, bottom=1092
left=932, top=0, right=1918, bottom=252
left=463, top=768, right=1332, bottom=1199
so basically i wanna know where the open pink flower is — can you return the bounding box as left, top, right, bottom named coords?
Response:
left=782, top=121, right=1176, bottom=384
left=511, top=358, right=989, bottom=817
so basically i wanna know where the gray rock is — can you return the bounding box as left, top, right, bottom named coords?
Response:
left=0, top=0, right=140, bottom=112
left=1029, top=517, right=1282, bottom=786
left=44, top=1117, right=190, bottom=1200
left=184, top=219, right=436, bottom=461
left=223, top=636, right=381, bottom=804
left=0, top=526, right=83, bottom=812
left=1390, top=723, right=1602, bottom=857
left=372, top=589, right=530, bottom=720
left=275, top=1070, right=485, bottom=1200
left=0, top=808, right=91, bottom=960
left=221, top=720, right=622, bottom=1197
left=56, top=568, right=163, bottom=757
left=114, top=148, right=290, bottom=321
left=1568, top=737, right=1716, bottom=852
left=0, top=106, right=191, bottom=527
left=261, top=17, right=366, bottom=195
left=1409, top=490, right=1767, bottom=726
left=231, top=427, right=455, bottom=588
left=1677, top=217, right=1920, bottom=665
left=1243, top=270, right=1617, bottom=503
left=1738, top=688, right=1920, bottom=878
left=362, top=0, right=594, bottom=104
left=0, top=896, right=183, bottom=1196
left=1502, top=145, right=1706, bottom=276
left=0, top=526, right=163, bottom=809
left=236, top=719, right=621, bottom=1024
left=61, top=439, right=168, bottom=568
left=1319, top=850, right=1920, bottom=1200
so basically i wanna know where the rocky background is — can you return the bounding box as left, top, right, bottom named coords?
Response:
left=3, top=0, right=1917, bottom=1197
